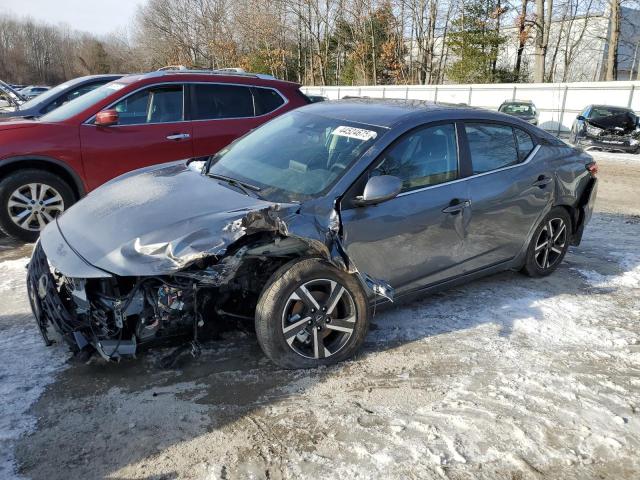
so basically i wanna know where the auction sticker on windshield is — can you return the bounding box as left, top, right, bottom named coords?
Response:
left=332, top=126, right=377, bottom=141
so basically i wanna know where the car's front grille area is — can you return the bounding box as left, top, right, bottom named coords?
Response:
left=27, top=243, right=81, bottom=345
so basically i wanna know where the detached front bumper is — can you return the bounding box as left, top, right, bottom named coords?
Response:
left=28, top=242, right=140, bottom=358
left=27, top=242, right=80, bottom=347
left=578, top=134, right=639, bottom=153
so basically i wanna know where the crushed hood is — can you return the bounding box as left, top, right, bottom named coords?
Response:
left=55, top=162, right=296, bottom=276
left=587, top=112, right=637, bottom=134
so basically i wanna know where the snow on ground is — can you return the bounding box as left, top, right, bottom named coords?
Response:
left=0, top=257, right=68, bottom=479
left=589, top=150, right=640, bottom=164
left=2, top=213, right=640, bottom=479
left=227, top=213, right=640, bottom=479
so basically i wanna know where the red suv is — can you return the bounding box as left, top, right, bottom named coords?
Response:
left=0, top=70, right=309, bottom=241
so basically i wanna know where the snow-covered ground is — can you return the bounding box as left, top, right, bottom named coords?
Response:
left=1, top=212, right=638, bottom=480
left=589, top=150, right=640, bottom=165
left=0, top=153, right=639, bottom=479
left=0, top=258, right=68, bottom=479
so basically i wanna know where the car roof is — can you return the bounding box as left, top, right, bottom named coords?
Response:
left=122, top=70, right=301, bottom=89
left=59, top=74, right=124, bottom=87
left=299, top=98, right=510, bottom=129
left=501, top=100, right=534, bottom=106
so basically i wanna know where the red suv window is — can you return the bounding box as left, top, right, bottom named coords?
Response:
left=191, top=84, right=253, bottom=119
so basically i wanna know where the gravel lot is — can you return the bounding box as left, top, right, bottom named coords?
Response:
left=1, top=153, right=639, bottom=480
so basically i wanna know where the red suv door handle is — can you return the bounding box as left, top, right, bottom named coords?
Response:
left=166, top=133, right=190, bottom=141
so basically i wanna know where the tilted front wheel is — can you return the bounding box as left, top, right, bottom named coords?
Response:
left=255, top=258, right=370, bottom=369
left=522, top=207, right=572, bottom=277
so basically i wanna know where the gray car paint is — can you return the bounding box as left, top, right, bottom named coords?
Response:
left=38, top=100, right=596, bottom=305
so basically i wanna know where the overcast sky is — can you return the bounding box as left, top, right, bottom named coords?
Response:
left=0, top=0, right=149, bottom=36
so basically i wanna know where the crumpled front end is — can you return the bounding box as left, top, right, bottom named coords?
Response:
left=27, top=241, right=215, bottom=360
left=580, top=118, right=640, bottom=153
left=28, top=198, right=393, bottom=362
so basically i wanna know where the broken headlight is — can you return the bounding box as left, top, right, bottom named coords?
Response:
left=585, top=124, right=603, bottom=137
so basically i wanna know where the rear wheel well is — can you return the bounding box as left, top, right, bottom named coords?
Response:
left=0, top=160, right=83, bottom=200
left=554, top=203, right=579, bottom=241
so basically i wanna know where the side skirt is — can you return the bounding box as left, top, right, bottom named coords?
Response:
left=370, top=258, right=518, bottom=311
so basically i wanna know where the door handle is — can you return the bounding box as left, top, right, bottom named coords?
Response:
left=532, top=175, right=552, bottom=188
left=442, top=199, right=471, bottom=214
left=166, top=133, right=190, bottom=141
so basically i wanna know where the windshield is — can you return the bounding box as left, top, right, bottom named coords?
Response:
left=39, top=82, right=125, bottom=122
left=589, top=106, right=634, bottom=120
left=500, top=103, right=535, bottom=116
left=207, top=111, right=384, bottom=202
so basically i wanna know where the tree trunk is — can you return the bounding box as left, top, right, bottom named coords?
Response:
left=606, top=0, right=620, bottom=80
left=514, top=0, right=528, bottom=81
left=534, top=0, right=546, bottom=82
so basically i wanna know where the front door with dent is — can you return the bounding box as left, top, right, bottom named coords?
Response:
left=80, top=84, right=193, bottom=190
left=340, top=123, right=471, bottom=293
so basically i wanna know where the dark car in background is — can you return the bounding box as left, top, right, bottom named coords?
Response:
left=571, top=104, right=639, bottom=153
left=305, top=94, right=328, bottom=103
left=0, top=70, right=308, bottom=241
left=19, top=85, right=50, bottom=99
left=28, top=100, right=598, bottom=368
left=498, top=100, right=539, bottom=125
left=0, top=74, right=122, bottom=120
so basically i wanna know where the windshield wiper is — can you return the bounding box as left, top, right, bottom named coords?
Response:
left=206, top=173, right=262, bottom=197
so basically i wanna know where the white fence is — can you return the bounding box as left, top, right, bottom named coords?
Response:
left=302, top=81, right=640, bottom=133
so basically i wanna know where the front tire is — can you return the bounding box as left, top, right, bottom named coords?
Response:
left=0, top=169, right=75, bottom=242
left=255, top=258, right=370, bottom=369
left=522, top=207, right=572, bottom=277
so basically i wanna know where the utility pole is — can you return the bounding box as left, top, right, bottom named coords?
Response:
left=534, top=0, right=546, bottom=82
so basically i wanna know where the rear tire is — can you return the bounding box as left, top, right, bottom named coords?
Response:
left=255, top=257, right=369, bottom=369
left=522, top=207, right=572, bottom=277
left=0, top=169, right=75, bottom=242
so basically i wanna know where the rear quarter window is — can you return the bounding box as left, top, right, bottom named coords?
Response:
left=253, top=87, right=285, bottom=115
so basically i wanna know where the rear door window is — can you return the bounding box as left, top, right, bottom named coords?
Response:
left=113, top=85, right=184, bottom=125
left=191, top=84, right=254, bottom=119
left=465, top=123, right=520, bottom=174
left=253, top=87, right=285, bottom=115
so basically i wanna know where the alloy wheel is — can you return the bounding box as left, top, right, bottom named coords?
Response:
left=534, top=217, right=567, bottom=270
left=282, top=278, right=356, bottom=360
left=7, top=183, right=65, bottom=232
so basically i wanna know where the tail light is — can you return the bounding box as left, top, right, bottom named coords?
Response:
left=586, top=161, right=598, bottom=177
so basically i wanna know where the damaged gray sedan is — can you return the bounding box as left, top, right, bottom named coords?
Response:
left=27, top=100, right=598, bottom=368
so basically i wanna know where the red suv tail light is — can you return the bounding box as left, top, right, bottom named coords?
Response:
left=586, top=161, right=598, bottom=177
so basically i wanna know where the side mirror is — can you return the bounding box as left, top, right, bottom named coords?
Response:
left=354, top=175, right=402, bottom=207
left=576, top=115, right=585, bottom=121
left=95, top=109, right=119, bottom=126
